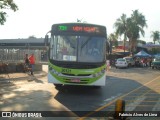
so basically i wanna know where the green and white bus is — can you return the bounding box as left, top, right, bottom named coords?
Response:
left=45, top=23, right=109, bottom=88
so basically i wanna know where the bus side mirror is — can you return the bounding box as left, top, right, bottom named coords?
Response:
left=44, top=35, right=49, bottom=46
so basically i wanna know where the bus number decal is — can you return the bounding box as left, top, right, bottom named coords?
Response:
left=62, top=68, right=71, bottom=73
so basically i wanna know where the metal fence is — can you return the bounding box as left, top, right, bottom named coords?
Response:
left=0, top=48, right=47, bottom=63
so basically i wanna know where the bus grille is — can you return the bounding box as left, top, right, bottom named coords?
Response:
left=62, top=73, right=91, bottom=76
left=63, top=78, right=89, bottom=84
left=50, top=60, right=105, bottom=69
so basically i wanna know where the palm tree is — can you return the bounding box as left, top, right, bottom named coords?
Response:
left=108, top=33, right=118, bottom=48
left=126, top=17, right=140, bottom=54
left=114, top=14, right=128, bottom=54
left=128, top=10, right=147, bottom=53
left=114, top=10, right=147, bottom=55
left=150, top=31, right=160, bottom=44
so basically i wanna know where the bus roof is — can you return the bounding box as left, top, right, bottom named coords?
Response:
left=52, top=22, right=106, bottom=27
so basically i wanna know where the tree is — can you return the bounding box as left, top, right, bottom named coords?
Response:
left=108, top=33, right=118, bottom=48
left=128, top=10, right=147, bottom=53
left=126, top=17, right=139, bottom=53
left=115, top=10, right=147, bottom=54
left=28, top=35, right=37, bottom=39
left=114, top=14, right=128, bottom=53
left=150, top=31, right=160, bottom=44
left=0, top=0, right=18, bottom=25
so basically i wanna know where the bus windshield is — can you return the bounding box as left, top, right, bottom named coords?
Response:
left=50, top=35, right=106, bottom=63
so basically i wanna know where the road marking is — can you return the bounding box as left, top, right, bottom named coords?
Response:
left=104, top=94, right=122, bottom=102
left=152, top=98, right=160, bottom=111
left=100, top=93, right=122, bottom=106
left=125, top=100, right=160, bottom=102
left=124, top=96, right=159, bottom=98
left=125, top=96, right=146, bottom=111
left=78, top=75, right=160, bottom=120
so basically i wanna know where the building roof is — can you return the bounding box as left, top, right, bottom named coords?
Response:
left=143, top=44, right=160, bottom=48
left=0, top=38, right=45, bottom=49
left=0, top=38, right=44, bottom=43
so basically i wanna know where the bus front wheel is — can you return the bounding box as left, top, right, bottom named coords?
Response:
left=54, top=84, right=62, bottom=89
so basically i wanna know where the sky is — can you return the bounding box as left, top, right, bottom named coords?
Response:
left=0, top=0, right=160, bottom=43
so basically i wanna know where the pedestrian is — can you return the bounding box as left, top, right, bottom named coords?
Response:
left=106, top=60, right=110, bottom=71
left=29, top=53, right=35, bottom=75
left=149, top=57, right=153, bottom=67
left=24, top=54, right=30, bottom=66
left=141, top=58, right=145, bottom=67
left=23, top=54, right=30, bottom=72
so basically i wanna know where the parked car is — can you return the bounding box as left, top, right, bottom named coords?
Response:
left=115, top=58, right=128, bottom=68
left=151, top=57, right=160, bottom=69
left=123, top=57, right=135, bottom=67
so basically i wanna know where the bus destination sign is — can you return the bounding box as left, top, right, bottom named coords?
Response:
left=52, top=23, right=106, bottom=36
left=58, top=25, right=98, bottom=33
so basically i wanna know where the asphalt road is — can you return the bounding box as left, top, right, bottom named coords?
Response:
left=0, top=66, right=160, bottom=120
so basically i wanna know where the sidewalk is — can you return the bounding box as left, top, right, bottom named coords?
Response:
left=0, top=71, right=47, bottom=84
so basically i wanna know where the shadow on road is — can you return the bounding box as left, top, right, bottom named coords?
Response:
left=54, top=68, right=160, bottom=118
left=0, top=68, right=160, bottom=119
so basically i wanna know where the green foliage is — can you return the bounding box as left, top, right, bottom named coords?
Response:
left=114, top=10, right=148, bottom=53
left=0, top=0, right=18, bottom=25
left=137, top=39, right=146, bottom=44
left=148, top=48, right=160, bottom=54
left=108, top=33, right=118, bottom=47
left=114, top=14, right=128, bottom=53
left=150, top=31, right=160, bottom=44
left=114, top=14, right=127, bottom=38
left=28, top=35, right=37, bottom=39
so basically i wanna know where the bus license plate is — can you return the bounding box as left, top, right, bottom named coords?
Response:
left=71, top=78, right=80, bottom=83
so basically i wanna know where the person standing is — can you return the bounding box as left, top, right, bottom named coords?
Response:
left=106, top=60, right=110, bottom=71
left=24, top=54, right=30, bottom=66
left=23, top=54, right=30, bottom=72
left=29, top=53, right=35, bottom=75
left=149, top=57, right=152, bottom=67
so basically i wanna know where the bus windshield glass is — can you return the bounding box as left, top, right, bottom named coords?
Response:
left=50, top=35, right=106, bottom=63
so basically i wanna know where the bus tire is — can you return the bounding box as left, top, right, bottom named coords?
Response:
left=93, top=86, right=101, bottom=89
left=114, top=99, right=125, bottom=119
left=54, top=84, right=62, bottom=89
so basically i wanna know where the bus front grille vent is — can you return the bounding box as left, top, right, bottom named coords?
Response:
left=62, top=73, right=91, bottom=76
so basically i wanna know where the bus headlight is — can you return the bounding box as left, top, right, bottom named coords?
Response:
left=92, top=73, right=98, bottom=77
left=101, top=69, right=105, bottom=73
left=92, top=70, right=105, bottom=77
left=50, top=68, right=60, bottom=76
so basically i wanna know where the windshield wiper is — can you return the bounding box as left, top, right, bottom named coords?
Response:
left=81, top=37, right=92, bottom=49
left=64, top=36, right=76, bottom=48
